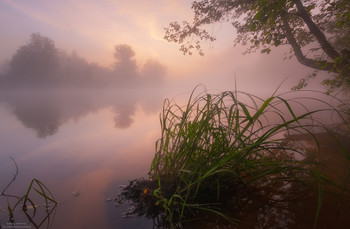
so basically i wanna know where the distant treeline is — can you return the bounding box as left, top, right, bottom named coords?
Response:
left=0, top=33, right=165, bottom=89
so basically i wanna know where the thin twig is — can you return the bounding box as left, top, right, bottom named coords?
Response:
left=1, top=157, right=19, bottom=195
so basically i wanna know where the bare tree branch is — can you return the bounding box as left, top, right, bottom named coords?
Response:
left=282, top=13, right=335, bottom=72
left=294, top=0, right=340, bottom=60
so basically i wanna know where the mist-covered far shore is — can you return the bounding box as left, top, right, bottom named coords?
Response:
left=0, top=33, right=166, bottom=90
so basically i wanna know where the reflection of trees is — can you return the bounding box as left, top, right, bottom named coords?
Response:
left=0, top=33, right=167, bottom=137
left=0, top=89, right=163, bottom=138
left=112, top=102, right=136, bottom=129
left=11, top=96, right=62, bottom=138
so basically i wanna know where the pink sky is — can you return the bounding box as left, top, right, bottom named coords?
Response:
left=0, top=0, right=329, bottom=95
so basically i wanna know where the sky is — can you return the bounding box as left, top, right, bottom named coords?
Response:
left=0, top=0, right=329, bottom=96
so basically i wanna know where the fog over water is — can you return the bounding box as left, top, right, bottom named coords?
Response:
left=0, top=33, right=348, bottom=228
left=0, top=1, right=348, bottom=228
left=0, top=33, right=170, bottom=228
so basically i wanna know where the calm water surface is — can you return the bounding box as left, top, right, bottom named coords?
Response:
left=0, top=89, right=164, bottom=229
left=1, top=89, right=349, bottom=229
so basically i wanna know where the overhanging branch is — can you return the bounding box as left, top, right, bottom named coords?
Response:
left=281, top=14, right=335, bottom=72
left=293, top=0, right=340, bottom=60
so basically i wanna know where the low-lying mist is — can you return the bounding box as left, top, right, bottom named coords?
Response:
left=0, top=33, right=169, bottom=138
left=0, top=88, right=164, bottom=138
left=0, top=33, right=348, bottom=141
left=0, top=33, right=166, bottom=90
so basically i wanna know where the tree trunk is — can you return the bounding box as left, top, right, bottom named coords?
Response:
left=293, top=0, right=340, bottom=60
left=281, top=14, right=335, bottom=72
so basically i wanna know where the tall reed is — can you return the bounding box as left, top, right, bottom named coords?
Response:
left=148, top=86, right=350, bottom=227
left=1, top=157, right=57, bottom=228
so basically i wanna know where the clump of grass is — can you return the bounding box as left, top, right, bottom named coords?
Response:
left=1, top=157, right=57, bottom=228
left=118, top=86, right=350, bottom=228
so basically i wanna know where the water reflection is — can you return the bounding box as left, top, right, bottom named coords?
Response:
left=0, top=96, right=160, bottom=229
left=1, top=87, right=349, bottom=228
left=0, top=88, right=164, bottom=138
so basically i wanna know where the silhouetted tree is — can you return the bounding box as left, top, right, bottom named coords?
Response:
left=9, top=33, right=60, bottom=85
left=164, top=0, right=350, bottom=92
left=112, top=44, right=138, bottom=83
left=140, top=59, right=166, bottom=86
left=1, top=35, right=166, bottom=89
left=58, top=51, right=99, bottom=87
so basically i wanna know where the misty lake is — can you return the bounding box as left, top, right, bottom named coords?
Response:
left=0, top=89, right=165, bottom=228
left=0, top=88, right=349, bottom=229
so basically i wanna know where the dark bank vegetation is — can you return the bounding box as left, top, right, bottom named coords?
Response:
left=0, top=157, right=57, bottom=228
left=0, top=33, right=165, bottom=89
left=117, top=86, right=350, bottom=228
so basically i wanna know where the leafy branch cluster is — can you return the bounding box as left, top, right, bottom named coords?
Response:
left=164, top=0, right=350, bottom=92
